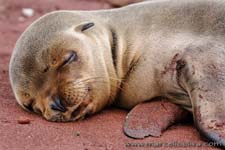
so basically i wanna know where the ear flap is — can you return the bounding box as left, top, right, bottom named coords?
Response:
left=74, top=22, right=95, bottom=32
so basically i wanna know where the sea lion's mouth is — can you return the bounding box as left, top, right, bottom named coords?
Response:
left=70, top=98, right=93, bottom=121
left=71, top=106, right=93, bottom=121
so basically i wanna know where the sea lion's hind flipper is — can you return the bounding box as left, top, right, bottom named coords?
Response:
left=177, top=47, right=225, bottom=148
left=123, top=99, right=189, bottom=138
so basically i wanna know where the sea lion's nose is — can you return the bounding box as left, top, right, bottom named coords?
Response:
left=50, top=97, right=67, bottom=112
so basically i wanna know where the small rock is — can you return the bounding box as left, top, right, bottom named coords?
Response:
left=74, top=131, right=80, bottom=137
left=22, top=8, right=34, bottom=18
left=17, top=117, right=30, bottom=124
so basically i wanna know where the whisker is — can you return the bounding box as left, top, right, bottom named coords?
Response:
left=60, top=76, right=131, bottom=102
left=70, top=80, right=126, bottom=93
left=71, top=77, right=107, bottom=85
left=70, top=76, right=127, bottom=86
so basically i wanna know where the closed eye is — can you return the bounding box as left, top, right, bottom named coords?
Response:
left=23, top=101, right=34, bottom=112
left=59, top=51, right=77, bottom=68
left=42, top=65, right=50, bottom=73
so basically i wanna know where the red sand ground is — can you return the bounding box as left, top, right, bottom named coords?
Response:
left=0, top=0, right=221, bottom=149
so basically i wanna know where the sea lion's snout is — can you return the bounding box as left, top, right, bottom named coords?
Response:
left=43, top=91, right=93, bottom=122
left=41, top=79, right=95, bottom=122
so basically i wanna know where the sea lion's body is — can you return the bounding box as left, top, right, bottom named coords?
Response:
left=97, top=0, right=224, bottom=111
left=9, top=0, right=225, bottom=147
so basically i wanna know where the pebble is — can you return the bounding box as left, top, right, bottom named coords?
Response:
left=22, top=8, right=34, bottom=18
left=74, top=131, right=80, bottom=137
left=17, top=117, right=30, bottom=124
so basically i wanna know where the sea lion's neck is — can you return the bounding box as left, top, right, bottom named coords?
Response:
left=108, top=24, right=141, bottom=83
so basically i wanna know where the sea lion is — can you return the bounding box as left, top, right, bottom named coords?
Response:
left=9, top=0, right=225, bottom=147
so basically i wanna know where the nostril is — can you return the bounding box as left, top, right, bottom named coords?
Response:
left=51, top=97, right=67, bottom=113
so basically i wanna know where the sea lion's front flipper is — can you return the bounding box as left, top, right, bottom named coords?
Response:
left=191, top=87, right=225, bottom=148
left=177, top=47, right=225, bottom=148
left=123, top=99, right=189, bottom=138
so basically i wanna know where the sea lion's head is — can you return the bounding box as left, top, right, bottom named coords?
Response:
left=9, top=11, right=118, bottom=121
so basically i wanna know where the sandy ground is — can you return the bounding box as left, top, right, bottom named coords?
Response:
left=0, top=0, right=221, bottom=149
